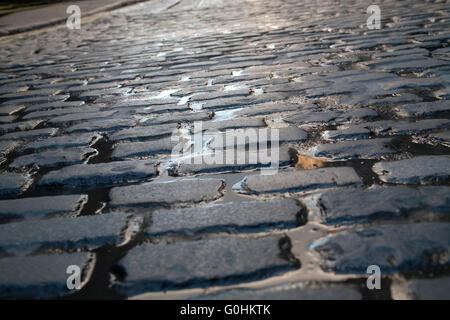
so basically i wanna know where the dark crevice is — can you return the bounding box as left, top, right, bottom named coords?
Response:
left=63, top=214, right=150, bottom=300
left=390, top=134, right=450, bottom=157
left=88, top=135, right=113, bottom=164
left=79, top=187, right=111, bottom=216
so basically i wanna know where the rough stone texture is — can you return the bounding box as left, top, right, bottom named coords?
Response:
left=0, top=253, right=95, bottom=299
left=311, top=223, right=450, bottom=274
left=169, top=147, right=292, bottom=176
left=0, top=120, right=42, bottom=135
left=0, top=194, right=87, bottom=222
left=37, top=159, right=159, bottom=191
left=19, top=133, right=102, bottom=153
left=304, top=186, right=450, bottom=226
left=0, top=128, right=59, bottom=141
left=111, top=138, right=178, bottom=160
left=115, top=235, right=298, bottom=295
left=0, top=140, right=20, bottom=157
left=372, top=156, right=450, bottom=184
left=10, top=147, right=97, bottom=168
left=64, top=119, right=136, bottom=134
left=306, top=138, right=394, bottom=160
left=235, top=167, right=362, bottom=195
left=0, top=173, right=32, bottom=197
left=323, top=119, right=450, bottom=142
left=417, top=131, right=450, bottom=148
left=111, top=124, right=177, bottom=142
left=393, top=101, right=450, bottom=118
left=147, top=198, right=304, bottom=236
left=0, top=212, right=139, bottom=256
left=109, top=178, right=224, bottom=208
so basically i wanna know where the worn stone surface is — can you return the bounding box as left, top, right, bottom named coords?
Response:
left=393, top=101, right=450, bottom=118
left=169, top=147, right=292, bottom=176
left=111, top=138, right=179, bottom=160
left=0, top=120, right=42, bottom=135
left=0, top=128, right=59, bottom=141
left=372, top=156, right=450, bottom=184
left=235, top=167, right=362, bottom=195
left=19, top=133, right=102, bottom=153
left=304, top=186, right=450, bottom=226
left=306, top=138, right=394, bottom=160
left=311, top=223, right=450, bottom=274
left=0, top=252, right=94, bottom=299
left=115, top=235, right=298, bottom=295
left=109, top=178, right=224, bottom=208
left=323, top=119, right=450, bottom=142
left=0, top=212, right=140, bottom=256
left=0, top=194, right=87, bottom=222
left=0, top=140, right=20, bottom=157
left=111, top=124, right=177, bottom=142
left=37, top=160, right=159, bottom=191
left=147, top=198, right=304, bottom=236
left=10, top=147, right=97, bottom=169
left=0, top=173, right=32, bottom=197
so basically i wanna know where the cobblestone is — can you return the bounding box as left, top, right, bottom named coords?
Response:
left=0, top=253, right=94, bottom=299
left=304, top=186, right=450, bottom=226
left=147, top=198, right=305, bottom=236
left=0, top=212, right=141, bottom=256
left=37, top=159, right=159, bottom=191
left=305, top=138, right=394, bottom=160
left=114, top=235, right=298, bottom=295
left=10, top=147, right=97, bottom=169
left=311, top=223, right=450, bottom=274
left=372, top=156, right=450, bottom=184
left=0, top=172, right=32, bottom=197
left=393, top=101, right=450, bottom=118
left=235, top=167, right=362, bottom=195
left=19, top=133, right=102, bottom=153
left=109, top=178, right=224, bottom=208
left=0, top=194, right=87, bottom=222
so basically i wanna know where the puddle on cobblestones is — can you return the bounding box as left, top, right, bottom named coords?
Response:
left=88, top=135, right=113, bottom=164
left=79, top=187, right=110, bottom=216
left=390, top=134, right=450, bottom=158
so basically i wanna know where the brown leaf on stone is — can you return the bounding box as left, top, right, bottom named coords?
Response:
left=295, top=155, right=326, bottom=170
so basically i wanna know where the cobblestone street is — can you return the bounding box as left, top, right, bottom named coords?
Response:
left=0, top=0, right=449, bottom=299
